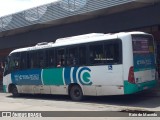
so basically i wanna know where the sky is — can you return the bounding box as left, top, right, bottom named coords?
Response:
left=0, top=0, right=59, bottom=17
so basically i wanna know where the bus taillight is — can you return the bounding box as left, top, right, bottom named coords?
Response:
left=128, top=66, right=135, bottom=84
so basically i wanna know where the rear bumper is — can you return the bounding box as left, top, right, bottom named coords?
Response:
left=124, top=80, right=157, bottom=94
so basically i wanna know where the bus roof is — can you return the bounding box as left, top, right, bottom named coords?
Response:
left=10, top=31, right=150, bottom=54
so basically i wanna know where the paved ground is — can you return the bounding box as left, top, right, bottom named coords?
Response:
left=0, top=90, right=160, bottom=111
left=0, top=88, right=160, bottom=120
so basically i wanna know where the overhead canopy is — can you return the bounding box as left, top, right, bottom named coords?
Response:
left=0, top=0, right=159, bottom=37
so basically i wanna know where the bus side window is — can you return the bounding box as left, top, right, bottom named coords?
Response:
left=20, top=52, right=27, bottom=70
left=38, top=51, right=46, bottom=68
left=46, top=49, right=55, bottom=68
left=104, top=41, right=121, bottom=64
left=105, top=44, right=114, bottom=63
left=9, top=53, right=21, bottom=71
left=56, top=49, right=65, bottom=67
left=79, top=46, right=86, bottom=66
left=29, top=51, right=39, bottom=69
left=67, top=47, right=78, bottom=66
left=89, top=44, right=104, bottom=65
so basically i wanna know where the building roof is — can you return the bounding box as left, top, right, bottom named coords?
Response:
left=0, top=0, right=159, bottom=37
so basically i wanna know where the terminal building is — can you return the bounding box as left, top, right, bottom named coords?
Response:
left=0, top=0, right=160, bottom=80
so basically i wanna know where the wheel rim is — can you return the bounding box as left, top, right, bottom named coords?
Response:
left=70, top=85, right=83, bottom=101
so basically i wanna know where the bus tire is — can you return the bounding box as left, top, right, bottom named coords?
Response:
left=11, top=85, right=19, bottom=97
left=69, top=85, right=83, bottom=101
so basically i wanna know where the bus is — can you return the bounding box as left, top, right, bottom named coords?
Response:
left=3, top=32, right=157, bottom=101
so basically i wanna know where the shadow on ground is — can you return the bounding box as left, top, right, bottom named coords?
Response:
left=6, top=89, right=160, bottom=109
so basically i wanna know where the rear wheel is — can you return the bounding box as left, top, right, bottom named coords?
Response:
left=11, top=85, right=19, bottom=97
left=69, top=85, right=83, bottom=101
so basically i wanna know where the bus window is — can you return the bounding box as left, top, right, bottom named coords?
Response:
left=9, top=53, right=21, bottom=71
left=56, top=49, right=65, bottom=67
left=79, top=46, right=86, bottom=66
left=132, top=35, right=155, bottom=70
left=46, top=49, right=55, bottom=68
left=29, top=51, right=39, bottom=69
left=38, top=51, right=46, bottom=68
left=132, top=35, right=154, bottom=54
left=20, top=52, right=27, bottom=70
left=104, top=41, right=120, bottom=64
left=89, top=44, right=104, bottom=65
left=67, top=47, right=78, bottom=66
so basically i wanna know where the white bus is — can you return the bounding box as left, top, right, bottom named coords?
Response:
left=3, top=32, right=157, bottom=101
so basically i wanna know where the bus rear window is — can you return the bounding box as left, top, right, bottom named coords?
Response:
left=132, top=35, right=154, bottom=54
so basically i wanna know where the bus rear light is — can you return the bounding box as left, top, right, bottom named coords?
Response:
left=128, top=66, right=135, bottom=84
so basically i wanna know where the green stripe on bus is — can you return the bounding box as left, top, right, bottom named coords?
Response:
left=124, top=80, right=157, bottom=94
left=42, top=68, right=64, bottom=85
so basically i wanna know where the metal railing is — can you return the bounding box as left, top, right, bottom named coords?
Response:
left=0, top=0, right=136, bottom=32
